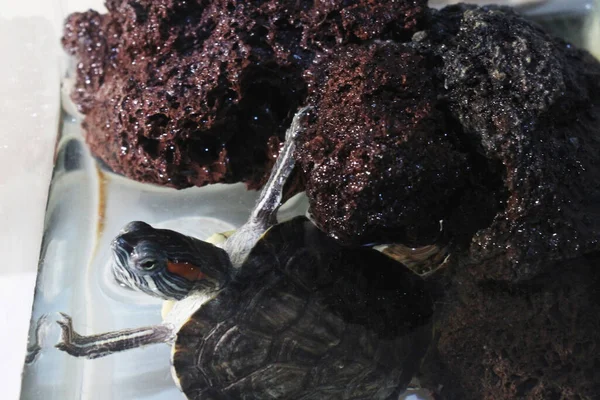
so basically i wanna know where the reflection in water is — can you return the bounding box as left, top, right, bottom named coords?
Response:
left=25, top=314, right=48, bottom=364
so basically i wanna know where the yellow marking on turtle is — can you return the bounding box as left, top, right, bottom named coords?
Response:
left=161, top=300, right=176, bottom=320
left=205, top=229, right=236, bottom=245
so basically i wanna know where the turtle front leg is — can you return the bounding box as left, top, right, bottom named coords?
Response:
left=56, top=313, right=175, bottom=359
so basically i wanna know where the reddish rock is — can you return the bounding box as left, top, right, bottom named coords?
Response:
left=413, top=5, right=600, bottom=399
left=297, top=41, right=470, bottom=245
left=62, top=0, right=427, bottom=189
left=420, top=255, right=600, bottom=399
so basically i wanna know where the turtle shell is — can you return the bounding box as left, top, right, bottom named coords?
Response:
left=173, top=217, right=433, bottom=400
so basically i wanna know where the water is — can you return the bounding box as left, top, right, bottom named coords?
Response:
left=19, top=106, right=309, bottom=399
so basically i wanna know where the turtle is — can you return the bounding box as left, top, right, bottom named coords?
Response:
left=55, top=107, right=434, bottom=400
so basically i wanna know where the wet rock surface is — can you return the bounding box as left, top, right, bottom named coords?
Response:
left=62, top=0, right=426, bottom=189
left=295, top=4, right=600, bottom=399
left=418, top=5, right=600, bottom=283
left=297, top=41, right=470, bottom=246
left=412, top=6, right=600, bottom=399
left=420, top=253, right=600, bottom=400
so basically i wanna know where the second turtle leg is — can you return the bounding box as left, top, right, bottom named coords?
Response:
left=249, top=105, right=311, bottom=227
left=223, top=106, right=311, bottom=266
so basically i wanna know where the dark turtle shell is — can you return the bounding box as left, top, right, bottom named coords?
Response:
left=173, top=217, right=433, bottom=400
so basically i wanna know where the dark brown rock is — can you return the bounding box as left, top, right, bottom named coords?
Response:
left=297, top=41, right=470, bottom=245
left=62, top=0, right=427, bottom=189
left=412, top=5, right=600, bottom=400
left=420, top=254, right=600, bottom=400
left=417, top=5, right=600, bottom=282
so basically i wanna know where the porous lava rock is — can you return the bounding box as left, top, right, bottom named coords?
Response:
left=297, top=41, right=470, bottom=245
left=420, top=254, right=600, bottom=400
left=417, top=5, right=600, bottom=282
left=62, top=0, right=427, bottom=189
left=412, top=5, right=600, bottom=399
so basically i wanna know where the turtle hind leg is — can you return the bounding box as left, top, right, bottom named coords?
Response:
left=224, top=106, right=311, bottom=267
left=249, top=106, right=311, bottom=227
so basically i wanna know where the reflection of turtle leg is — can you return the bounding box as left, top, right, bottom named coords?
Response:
left=224, top=106, right=311, bottom=266
left=55, top=313, right=175, bottom=359
left=25, top=314, right=49, bottom=364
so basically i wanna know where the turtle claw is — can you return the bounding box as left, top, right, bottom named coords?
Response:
left=58, top=312, right=72, bottom=320
left=56, top=313, right=74, bottom=340
left=285, top=105, right=312, bottom=141
left=55, top=313, right=83, bottom=357
left=57, top=312, right=72, bottom=326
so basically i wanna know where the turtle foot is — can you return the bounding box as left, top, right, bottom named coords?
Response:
left=55, top=312, right=93, bottom=358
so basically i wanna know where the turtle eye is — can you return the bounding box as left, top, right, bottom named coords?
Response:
left=138, top=259, right=158, bottom=271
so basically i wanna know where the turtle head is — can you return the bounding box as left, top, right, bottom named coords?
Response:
left=110, top=221, right=233, bottom=300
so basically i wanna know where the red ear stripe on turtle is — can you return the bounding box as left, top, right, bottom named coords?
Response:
left=167, top=261, right=207, bottom=281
